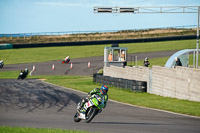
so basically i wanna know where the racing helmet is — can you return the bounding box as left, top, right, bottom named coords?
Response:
left=24, top=68, right=28, bottom=72
left=101, top=85, right=108, bottom=95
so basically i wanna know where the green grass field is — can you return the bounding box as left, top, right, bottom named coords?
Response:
left=0, top=126, right=93, bottom=133
left=0, top=40, right=196, bottom=65
left=0, top=39, right=199, bottom=132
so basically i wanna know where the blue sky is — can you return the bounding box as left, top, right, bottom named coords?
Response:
left=0, top=0, right=200, bottom=34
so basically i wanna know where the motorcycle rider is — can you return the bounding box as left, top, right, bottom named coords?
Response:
left=0, top=60, right=4, bottom=68
left=20, top=68, right=29, bottom=75
left=18, top=68, right=29, bottom=79
left=144, top=57, right=150, bottom=67
left=24, top=68, right=29, bottom=73
left=64, top=56, right=70, bottom=63
left=78, top=85, right=109, bottom=117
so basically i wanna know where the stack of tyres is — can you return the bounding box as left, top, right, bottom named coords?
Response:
left=110, top=77, right=115, bottom=86
left=93, top=73, right=103, bottom=83
left=93, top=73, right=147, bottom=92
left=97, top=74, right=103, bottom=83
left=119, top=79, right=126, bottom=89
left=114, top=78, right=120, bottom=88
left=103, top=76, right=110, bottom=85
left=132, top=81, right=147, bottom=92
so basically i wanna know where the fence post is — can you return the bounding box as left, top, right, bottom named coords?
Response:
left=193, top=51, right=196, bottom=68
left=135, top=56, right=138, bottom=67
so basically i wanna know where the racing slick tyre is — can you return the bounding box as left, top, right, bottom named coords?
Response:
left=85, top=107, right=98, bottom=123
left=74, top=112, right=81, bottom=122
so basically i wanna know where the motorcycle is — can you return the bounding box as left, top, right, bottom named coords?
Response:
left=62, top=58, right=70, bottom=64
left=0, top=60, right=4, bottom=68
left=17, top=69, right=29, bottom=80
left=74, top=94, right=104, bottom=123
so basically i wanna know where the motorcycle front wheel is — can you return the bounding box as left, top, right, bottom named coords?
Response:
left=85, top=107, right=98, bottom=123
left=74, top=112, right=81, bottom=122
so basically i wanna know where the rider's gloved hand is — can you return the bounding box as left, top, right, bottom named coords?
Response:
left=87, top=93, right=92, bottom=98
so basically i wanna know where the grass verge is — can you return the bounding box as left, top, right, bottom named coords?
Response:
left=42, top=75, right=200, bottom=117
left=0, top=40, right=196, bottom=65
left=0, top=126, right=92, bottom=133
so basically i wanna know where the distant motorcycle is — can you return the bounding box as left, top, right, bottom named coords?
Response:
left=74, top=94, right=104, bottom=123
left=62, top=56, right=70, bottom=64
left=0, top=60, right=4, bottom=68
left=62, top=59, right=70, bottom=64
left=18, top=68, right=29, bottom=80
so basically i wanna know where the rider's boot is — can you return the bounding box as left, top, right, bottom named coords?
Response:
left=77, top=102, right=81, bottom=111
left=78, top=98, right=88, bottom=111
left=79, top=105, right=87, bottom=119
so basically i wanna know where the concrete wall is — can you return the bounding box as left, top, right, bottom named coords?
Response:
left=103, top=65, right=200, bottom=102
left=152, top=66, right=200, bottom=102
left=103, top=65, right=150, bottom=92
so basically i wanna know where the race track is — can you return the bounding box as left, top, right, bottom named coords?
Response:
left=0, top=79, right=200, bottom=133
left=0, top=50, right=177, bottom=75
left=0, top=50, right=200, bottom=133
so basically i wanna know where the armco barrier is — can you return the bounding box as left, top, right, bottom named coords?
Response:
left=93, top=73, right=147, bottom=92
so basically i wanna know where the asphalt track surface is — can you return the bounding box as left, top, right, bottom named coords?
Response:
left=0, top=79, right=200, bottom=133
left=0, top=50, right=200, bottom=133
left=1, top=50, right=177, bottom=76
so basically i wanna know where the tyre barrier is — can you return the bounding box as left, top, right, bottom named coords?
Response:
left=93, top=73, right=147, bottom=92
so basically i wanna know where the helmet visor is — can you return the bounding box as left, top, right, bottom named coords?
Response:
left=101, top=88, right=107, bottom=94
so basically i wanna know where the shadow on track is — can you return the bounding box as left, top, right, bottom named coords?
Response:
left=0, top=79, right=82, bottom=112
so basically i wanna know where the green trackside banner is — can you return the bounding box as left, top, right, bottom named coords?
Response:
left=0, top=44, right=13, bottom=49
